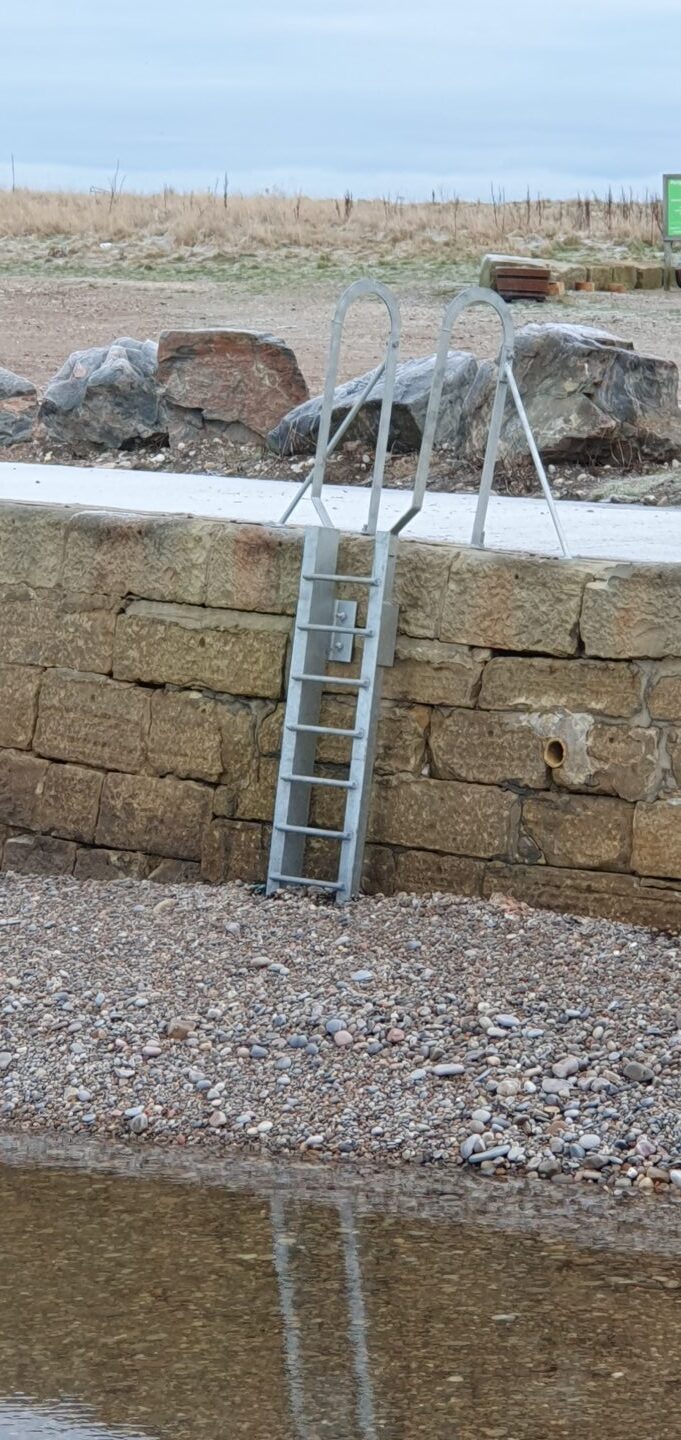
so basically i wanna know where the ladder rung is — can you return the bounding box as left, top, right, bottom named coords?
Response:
left=269, top=873, right=344, bottom=891
left=287, top=723, right=364, bottom=738
left=292, top=673, right=369, bottom=688
left=281, top=773, right=356, bottom=789
left=276, top=823, right=349, bottom=840
left=302, top=573, right=378, bottom=586
left=298, top=622, right=373, bottom=636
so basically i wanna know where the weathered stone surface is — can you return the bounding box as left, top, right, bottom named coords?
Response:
left=0, top=751, right=48, bottom=828
left=581, top=567, right=681, bottom=658
left=39, top=762, right=104, bottom=842
left=34, top=671, right=149, bottom=772
left=633, top=800, right=681, bottom=879
left=40, top=337, right=161, bottom=451
left=73, top=847, right=156, bottom=882
left=382, top=638, right=488, bottom=707
left=205, top=524, right=302, bottom=614
left=148, top=858, right=202, bottom=884
left=3, top=833, right=76, bottom=876
left=479, top=254, right=552, bottom=289
left=369, top=776, right=517, bottom=857
left=648, top=664, right=681, bottom=720
left=521, top=793, right=632, bottom=871
left=637, top=266, right=664, bottom=291
left=0, top=586, right=116, bottom=672
left=0, top=505, right=67, bottom=587
left=295, top=697, right=428, bottom=774
left=430, top=710, right=548, bottom=788
left=148, top=690, right=222, bottom=782
left=158, top=329, right=308, bottom=445
left=479, top=656, right=643, bottom=717
left=201, top=818, right=268, bottom=883
left=96, top=773, right=212, bottom=859
left=483, top=861, right=681, bottom=929
left=229, top=758, right=278, bottom=822
left=0, top=665, right=41, bottom=749
left=63, top=511, right=215, bottom=605
left=113, top=601, right=290, bottom=698
left=0, top=368, right=38, bottom=446
left=440, top=551, right=590, bottom=655
left=394, top=850, right=484, bottom=896
left=361, top=844, right=397, bottom=895
left=394, top=543, right=452, bottom=639
left=551, top=720, right=661, bottom=802
left=459, top=324, right=680, bottom=464
left=268, top=351, right=478, bottom=455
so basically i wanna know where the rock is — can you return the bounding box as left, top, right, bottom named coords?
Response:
left=552, top=1056, right=580, bottom=1079
left=0, top=368, right=38, bottom=446
left=167, top=1018, right=196, bottom=1040
left=267, top=351, right=478, bottom=456
left=40, top=337, right=161, bottom=451
left=541, top=1076, right=571, bottom=1095
left=496, top=1078, right=520, bottom=1097
left=479, top=253, right=555, bottom=289
left=459, top=323, right=681, bottom=464
left=142, top=1042, right=162, bottom=1059
left=432, top=1063, right=465, bottom=1078
left=670, top=1170, right=681, bottom=1188
left=129, top=1112, right=148, bottom=1134
left=387, top=1027, right=406, bottom=1044
left=209, top=1109, right=227, bottom=1127
left=466, top=1144, right=510, bottom=1164
left=579, top=1132, right=602, bottom=1151
left=494, top=1014, right=520, bottom=1028
left=333, top=1030, right=353, bottom=1048
left=0, top=1052, right=13, bottom=1072
left=351, top=969, right=374, bottom=984
left=623, top=1059, right=655, bottom=1084
left=460, top=1134, right=485, bottom=1159
left=158, top=329, right=308, bottom=447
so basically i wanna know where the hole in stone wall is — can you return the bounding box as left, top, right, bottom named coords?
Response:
left=544, top=737, right=566, bottom=769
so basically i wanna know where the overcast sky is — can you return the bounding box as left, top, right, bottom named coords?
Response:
left=1, top=0, right=678, bottom=198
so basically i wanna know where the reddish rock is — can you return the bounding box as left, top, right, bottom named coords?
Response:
left=157, top=329, right=308, bottom=446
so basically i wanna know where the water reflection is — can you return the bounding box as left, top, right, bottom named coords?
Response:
left=1, top=1157, right=680, bottom=1440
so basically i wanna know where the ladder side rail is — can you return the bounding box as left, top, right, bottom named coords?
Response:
left=504, top=365, right=570, bottom=557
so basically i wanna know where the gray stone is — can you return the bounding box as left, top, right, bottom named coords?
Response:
left=432, top=1063, right=465, bottom=1077
left=40, top=337, right=162, bottom=451
left=458, top=324, right=681, bottom=464
left=0, top=1052, right=12, bottom=1072
left=552, top=1056, right=580, bottom=1079
left=129, top=1112, right=148, bottom=1134
left=268, top=351, right=479, bottom=455
left=460, top=1133, right=485, bottom=1159
left=466, top=1144, right=510, bottom=1164
left=670, top=1170, right=681, bottom=1188
left=495, top=1014, right=520, bottom=1028
left=351, top=969, right=374, bottom=983
left=0, top=368, right=38, bottom=446
left=541, top=1076, right=571, bottom=1095
left=623, top=1059, right=655, bottom=1084
left=579, top=1132, right=602, bottom=1151
left=250, top=1044, right=268, bottom=1059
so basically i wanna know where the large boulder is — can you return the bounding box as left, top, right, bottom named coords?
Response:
left=268, top=351, right=479, bottom=456
left=0, top=368, right=38, bottom=446
left=40, top=338, right=161, bottom=451
left=459, top=323, right=681, bottom=463
left=158, top=329, right=309, bottom=447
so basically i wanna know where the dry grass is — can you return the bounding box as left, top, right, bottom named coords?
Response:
left=0, top=185, right=665, bottom=259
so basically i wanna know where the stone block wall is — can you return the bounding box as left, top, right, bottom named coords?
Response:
left=3, top=501, right=681, bottom=927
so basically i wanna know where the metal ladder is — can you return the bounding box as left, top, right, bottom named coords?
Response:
left=266, top=281, right=568, bottom=904
left=267, top=279, right=403, bottom=903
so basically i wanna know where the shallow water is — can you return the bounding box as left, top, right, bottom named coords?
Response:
left=1, top=1150, right=681, bottom=1440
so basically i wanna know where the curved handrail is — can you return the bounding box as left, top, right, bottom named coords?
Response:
left=279, top=278, right=401, bottom=533
left=389, top=285, right=569, bottom=557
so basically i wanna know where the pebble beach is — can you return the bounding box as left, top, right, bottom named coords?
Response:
left=1, top=871, right=680, bottom=1194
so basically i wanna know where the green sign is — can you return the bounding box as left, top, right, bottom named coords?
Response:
left=664, top=174, right=681, bottom=239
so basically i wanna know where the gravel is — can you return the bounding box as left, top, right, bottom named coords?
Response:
left=0, top=871, right=680, bottom=1194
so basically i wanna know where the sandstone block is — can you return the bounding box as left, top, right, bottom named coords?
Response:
left=297, top=697, right=428, bottom=774
left=369, top=776, right=517, bottom=857
left=34, top=670, right=150, bottom=772
left=258, top=705, right=284, bottom=756
left=0, top=750, right=48, bottom=828
left=394, top=850, right=484, bottom=896
left=0, top=665, right=41, bottom=748
left=394, top=543, right=452, bottom=639
left=0, top=586, right=116, bottom=672
left=430, top=709, right=548, bottom=788
left=96, top=772, right=212, bottom=859
left=39, top=762, right=104, bottom=842
left=633, top=800, right=681, bottom=878
left=74, top=847, right=157, bottom=882
left=158, top=329, right=309, bottom=444
left=551, top=720, right=661, bottom=802
left=483, top=861, right=681, bottom=928
left=0, top=504, right=66, bottom=587
left=581, top=567, right=681, bottom=658
left=148, top=858, right=202, bottom=884
left=231, top=757, right=278, bottom=823
left=610, top=264, right=638, bottom=289
left=440, top=551, right=591, bottom=655
left=479, top=656, right=643, bottom=717
left=382, top=638, right=488, bottom=707
left=113, top=601, right=290, bottom=698
left=648, top=663, right=681, bottom=720
left=63, top=511, right=216, bottom=604
left=637, top=266, right=664, bottom=291
left=521, top=793, right=632, bottom=871
left=205, top=523, right=302, bottom=614
left=148, top=690, right=223, bottom=782
left=201, top=818, right=268, bottom=883
left=361, top=845, right=397, bottom=895
left=3, top=834, right=76, bottom=876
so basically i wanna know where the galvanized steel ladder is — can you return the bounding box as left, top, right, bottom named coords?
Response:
left=266, top=281, right=567, bottom=904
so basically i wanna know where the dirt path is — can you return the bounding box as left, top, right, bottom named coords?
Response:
left=3, top=273, right=681, bottom=393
